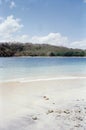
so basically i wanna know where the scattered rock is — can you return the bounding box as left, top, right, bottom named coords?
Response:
left=43, top=96, right=47, bottom=98
left=32, top=117, right=38, bottom=120
left=47, top=110, right=54, bottom=114
left=45, top=98, right=49, bottom=100
left=43, top=96, right=49, bottom=100
left=74, top=124, right=82, bottom=128
left=76, top=117, right=83, bottom=121
left=63, top=110, right=70, bottom=114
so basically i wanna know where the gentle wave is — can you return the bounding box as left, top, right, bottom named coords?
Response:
left=20, top=76, right=86, bottom=83
left=0, top=76, right=86, bottom=83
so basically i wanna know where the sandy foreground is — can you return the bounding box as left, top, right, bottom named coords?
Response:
left=0, top=78, right=86, bottom=130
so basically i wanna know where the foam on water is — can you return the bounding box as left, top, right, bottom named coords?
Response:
left=0, top=76, right=86, bottom=83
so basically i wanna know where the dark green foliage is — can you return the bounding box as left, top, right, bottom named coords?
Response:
left=0, top=42, right=86, bottom=57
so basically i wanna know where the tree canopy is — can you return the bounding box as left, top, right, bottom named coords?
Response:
left=0, top=42, right=86, bottom=57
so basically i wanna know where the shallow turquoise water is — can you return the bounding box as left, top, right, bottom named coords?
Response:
left=0, top=57, right=86, bottom=82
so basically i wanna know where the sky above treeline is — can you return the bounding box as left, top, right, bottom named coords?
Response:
left=0, top=0, right=86, bottom=49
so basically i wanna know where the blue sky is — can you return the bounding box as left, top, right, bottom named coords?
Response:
left=0, top=0, right=86, bottom=49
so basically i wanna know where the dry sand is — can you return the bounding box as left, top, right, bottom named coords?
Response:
left=0, top=78, right=86, bottom=130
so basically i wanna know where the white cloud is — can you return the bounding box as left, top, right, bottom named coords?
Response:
left=70, top=39, right=86, bottom=49
left=10, top=1, right=16, bottom=9
left=0, top=15, right=23, bottom=40
left=31, top=33, right=68, bottom=46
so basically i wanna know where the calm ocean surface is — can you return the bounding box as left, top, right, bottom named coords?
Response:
left=0, top=57, right=86, bottom=82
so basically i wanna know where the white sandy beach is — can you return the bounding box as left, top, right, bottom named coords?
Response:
left=0, top=77, right=86, bottom=130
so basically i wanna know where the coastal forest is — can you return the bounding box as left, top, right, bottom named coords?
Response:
left=0, top=42, right=86, bottom=57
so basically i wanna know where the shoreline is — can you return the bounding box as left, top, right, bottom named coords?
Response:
left=0, top=75, right=86, bottom=84
left=0, top=56, right=86, bottom=58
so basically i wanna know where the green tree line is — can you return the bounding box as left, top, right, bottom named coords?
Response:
left=0, top=42, right=86, bottom=57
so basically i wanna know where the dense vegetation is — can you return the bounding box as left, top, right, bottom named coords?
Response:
left=0, top=42, right=86, bottom=57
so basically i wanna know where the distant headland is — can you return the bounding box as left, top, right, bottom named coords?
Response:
left=0, top=42, right=86, bottom=57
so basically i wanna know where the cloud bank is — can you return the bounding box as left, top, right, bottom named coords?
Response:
left=0, top=15, right=23, bottom=40
left=31, top=33, right=68, bottom=46
left=0, top=15, right=86, bottom=49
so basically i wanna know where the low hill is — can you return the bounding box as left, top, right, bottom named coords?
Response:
left=0, top=42, right=86, bottom=57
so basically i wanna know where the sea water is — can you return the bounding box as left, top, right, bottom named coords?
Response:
left=0, top=57, right=86, bottom=82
